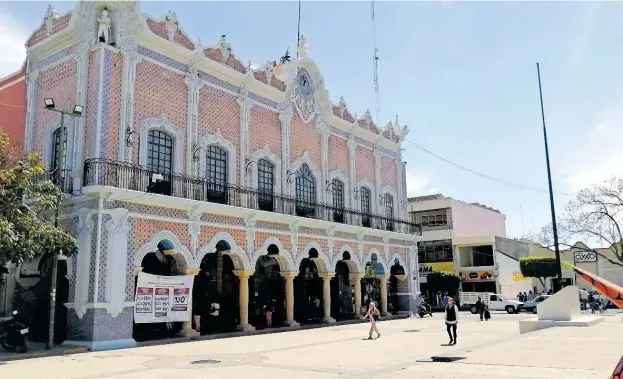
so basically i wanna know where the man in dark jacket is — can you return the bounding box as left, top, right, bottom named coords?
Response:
left=475, top=297, right=484, bottom=321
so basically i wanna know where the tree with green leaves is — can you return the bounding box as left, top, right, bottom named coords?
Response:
left=0, top=132, right=78, bottom=266
left=519, top=256, right=557, bottom=289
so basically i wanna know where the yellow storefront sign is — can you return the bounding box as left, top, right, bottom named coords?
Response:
left=512, top=271, right=530, bottom=282
left=418, top=262, right=455, bottom=276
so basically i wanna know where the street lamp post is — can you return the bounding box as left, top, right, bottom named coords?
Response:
left=43, top=98, right=84, bottom=350
left=535, top=64, right=563, bottom=292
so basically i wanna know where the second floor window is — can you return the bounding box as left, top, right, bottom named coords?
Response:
left=383, top=194, right=394, bottom=231
left=147, top=130, right=173, bottom=174
left=295, top=164, right=316, bottom=218
left=413, top=208, right=449, bottom=227
left=360, top=187, right=371, bottom=227
left=51, top=127, right=68, bottom=173
left=206, top=145, right=227, bottom=204
left=332, top=179, right=344, bottom=223
left=258, top=158, right=274, bottom=211
left=418, top=240, right=453, bottom=263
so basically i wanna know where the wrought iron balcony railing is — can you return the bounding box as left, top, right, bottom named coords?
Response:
left=39, top=168, right=73, bottom=194
left=83, top=158, right=422, bottom=236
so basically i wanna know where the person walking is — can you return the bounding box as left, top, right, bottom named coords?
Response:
left=444, top=297, right=459, bottom=345
left=363, top=301, right=381, bottom=340
left=475, top=297, right=484, bottom=321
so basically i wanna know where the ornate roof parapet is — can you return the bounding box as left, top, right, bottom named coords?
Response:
left=357, top=109, right=380, bottom=134
left=26, top=4, right=71, bottom=48
left=202, top=34, right=247, bottom=74
left=164, top=10, right=178, bottom=41
left=45, top=5, right=60, bottom=35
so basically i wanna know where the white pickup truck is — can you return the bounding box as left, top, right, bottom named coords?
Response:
left=459, top=292, right=524, bottom=314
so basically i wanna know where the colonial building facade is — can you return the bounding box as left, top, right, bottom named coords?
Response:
left=22, top=1, right=421, bottom=350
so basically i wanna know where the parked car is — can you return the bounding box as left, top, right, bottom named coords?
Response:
left=522, top=294, right=551, bottom=314
left=460, top=292, right=524, bottom=314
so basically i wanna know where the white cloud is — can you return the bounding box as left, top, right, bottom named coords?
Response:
left=0, top=12, right=28, bottom=78
left=405, top=171, right=431, bottom=197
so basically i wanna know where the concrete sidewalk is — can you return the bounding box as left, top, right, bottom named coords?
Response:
left=0, top=313, right=618, bottom=379
left=0, top=342, right=88, bottom=362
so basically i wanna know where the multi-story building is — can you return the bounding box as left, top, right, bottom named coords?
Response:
left=14, top=1, right=421, bottom=350
left=408, top=194, right=517, bottom=303
left=0, top=64, right=27, bottom=150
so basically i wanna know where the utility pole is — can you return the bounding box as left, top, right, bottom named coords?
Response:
left=536, top=63, right=563, bottom=292
left=43, top=99, right=84, bottom=349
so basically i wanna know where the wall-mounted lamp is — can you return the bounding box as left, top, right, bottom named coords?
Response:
left=192, top=144, right=207, bottom=162
left=286, top=170, right=296, bottom=184
left=401, top=200, right=414, bottom=212
left=325, top=180, right=337, bottom=193
left=245, top=159, right=257, bottom=174
left=125, top=127, right=138, bottom=147
left=379, top=193, right=390, bottom=206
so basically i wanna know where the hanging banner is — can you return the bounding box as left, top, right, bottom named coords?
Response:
left=134, top=272, right=194, bottom=324
left=418, top=262, right=456, bottom=276
left=512, top=271, right=530, bottom=282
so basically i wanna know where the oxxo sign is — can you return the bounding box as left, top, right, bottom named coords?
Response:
left=574, top=252, right=597, bottom=263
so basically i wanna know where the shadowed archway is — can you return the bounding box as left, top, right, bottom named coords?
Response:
left=294, top=248, right=324, bottom=323
left=330, top=251, right=357, bottom=320
left=389, top=258, right=406, bottom=315
left=250, top=244, right=286, bottom=329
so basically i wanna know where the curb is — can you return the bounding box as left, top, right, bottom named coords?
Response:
left=0, top=347, right=89, bottom=362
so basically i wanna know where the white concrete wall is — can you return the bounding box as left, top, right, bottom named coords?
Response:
left=496, top=251, right=532, bottom=299
left=451, top=201, right=506, bottom=239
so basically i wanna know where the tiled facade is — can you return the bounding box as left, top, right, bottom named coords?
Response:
left=20, top=1, right=420, bottom=350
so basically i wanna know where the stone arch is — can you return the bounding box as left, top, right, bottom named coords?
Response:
left=138, top=114, right=185, bottom=173
left=134, top=230, right=194, bottom=269
left=336, top=244, right=362, bottom=274
left=295, top=241, right=331, bottom=273
left=195, top=232, right=250, bottom=270
left=251, top=236, right=294, bottom=271
left=362, top=249, right=388, bottom=275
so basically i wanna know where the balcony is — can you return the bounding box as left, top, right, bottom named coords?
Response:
left=83, top=158, right=422, bottom=236
left=39, top=169, right=73, bottom=194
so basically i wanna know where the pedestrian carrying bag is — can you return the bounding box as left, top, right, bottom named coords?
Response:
left=484, top=309, right=491, bottom=320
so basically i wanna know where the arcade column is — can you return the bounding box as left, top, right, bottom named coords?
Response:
left=233, top=270, right=255, bottom=331
left=320, top=273, right=336, bottom=323
left=281, top=271, right=299, bottom=327
left=351, top=273, right=362, bottom=318
left=179, top=268, right=200, bottom=338
left=377, top=274, right=390, bottom=316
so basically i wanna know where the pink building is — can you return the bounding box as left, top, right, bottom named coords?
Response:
left=0, top=64, right=27, bottom=151
left=18, top=1, right=421, bottom=349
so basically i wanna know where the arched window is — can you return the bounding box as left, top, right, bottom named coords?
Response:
left=295, top=164, right=316, bottom=218
left=51, top=127, right=68, bottom=182
left=258, top=158, right=274, bottom=212
left=206, top=145, right=228, bottom=204
left=147, top=130, right=173, bottom=173
left=383, top=194, right=394, bottom=231
left=147, top=129, right=173, bottom=195
left=360, top=187, right=371, bottom=228
left=332, top=179, right=344, bottom=223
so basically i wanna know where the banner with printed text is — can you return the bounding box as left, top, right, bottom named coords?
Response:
left=134, top=272, right=194, bottom=324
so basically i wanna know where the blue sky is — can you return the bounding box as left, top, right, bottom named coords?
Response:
left=2, top=1, right=622, bottom=239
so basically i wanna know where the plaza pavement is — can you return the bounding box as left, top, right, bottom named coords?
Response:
left=0, top=312, right=620, bottom=379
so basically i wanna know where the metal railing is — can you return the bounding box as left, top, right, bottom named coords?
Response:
left=83, top=158, right=422, bottom=235
left=38, top=169, right=73, bottom=194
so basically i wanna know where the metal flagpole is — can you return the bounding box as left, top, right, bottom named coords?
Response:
left=536, top=63, right=563, bottom=292
left=296, top=0, right=302, bottom=58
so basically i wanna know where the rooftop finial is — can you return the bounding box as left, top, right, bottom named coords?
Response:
left=298, top=35, right=308, bottom=58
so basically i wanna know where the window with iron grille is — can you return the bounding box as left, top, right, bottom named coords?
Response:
left=51, top=127, right=68, bottom=173
left=332, top=179, right=344, bottom=223
left=147, top=130, right=173, bottom=174
left=206, top=145, right=228, bottom=204
left=384, top=194, right=394, bottom=219
left=258, top=158, right=274, bottom=211
left=383, top=194, right=394, bottom=231
left=360, top=187, right=371, bottom=227
left=332, top=179, right=344, bottom=209
left=295, top=164, right=316, bottom=217
left=206, top=145, right=227, bottom=184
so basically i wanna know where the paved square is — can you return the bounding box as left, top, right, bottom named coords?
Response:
left=0, top=313, right=619, bottom=379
